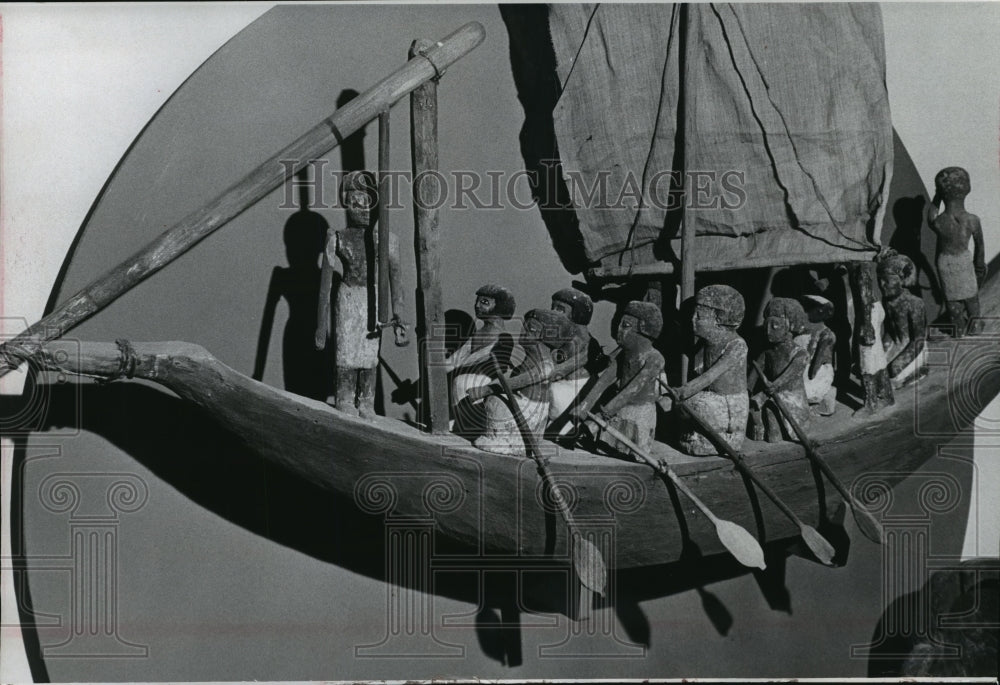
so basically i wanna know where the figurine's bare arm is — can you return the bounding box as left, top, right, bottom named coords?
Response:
left=315, top=230, right=341, bottom=350
left=972, top=216, right=986, bottom=285
left=386, top=232, right=409, bottom=346
left=769, top=347, right=808, bottom=391
left=676, top=340, right=740, bottom=400
left=572, top=364, right=619, bottom=417
left=889, top=303, right=927, bottom=375
left=471, top=349, right=587, bottom=398
left=809, top=328, right=836, bottom=379
left=600, top=355, right=664, bottom=417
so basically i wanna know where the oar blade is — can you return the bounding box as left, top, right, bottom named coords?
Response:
left=572, top=535, right=608, bottom=597
left=714, top=519, right=766, bottom=570
left=800, top=524, right=837, bottom=566
left=851, top=503, right=885, bottom=544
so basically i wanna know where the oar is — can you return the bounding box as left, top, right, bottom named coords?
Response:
left=750, top=360, right=884, bottom=544
left=659, top=382, right=836, bottom=566
left=586, top=413, right=765, bottom=570
left=488, top=355, right=607, bottom=599
left=0, top=22, right=486, bottom=376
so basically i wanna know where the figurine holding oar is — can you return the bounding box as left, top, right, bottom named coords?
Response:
left=572, top=301, right=664, bottom=453
left=488, top=354, right=607, bottom=605
left=751, top=360, right=884, bottom=544
left=664, top=285, right=750, bottom=456
left=586, top=413, right=765, bottom=570
left=659, top=382, right=836, bottom=566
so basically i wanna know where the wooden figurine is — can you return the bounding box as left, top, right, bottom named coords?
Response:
left=548, top=287, right=601, bottom=429
left=853, top=263, right=894, bottom=414
left=927, top=167, right=986, bottom=336
left=446, top=284, right=518, bottom=436
left=877, top=252, right=928, bottom=388
left=574, top=301, right=664, bottom=453
left=748, top=297, right=811, bottom=442
left=796, top=295, right=838, bottom=416
left=669, top=285, right=750, bottom=456
left=474, top=309, right=573, bottom=455
left=315, top=170, right=407, bottom=417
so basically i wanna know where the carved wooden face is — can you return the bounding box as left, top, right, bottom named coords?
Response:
left=765, top=313, right=791, bottom=344
left=692, top=303, right=721, bottom=341
left=475, top=295, right=496, bottom=319
left=878, top=271, right=903, bottom=299
left=551, top=299, right=573, bottom=318
left=616, top=314, right=640, bottom=348
left=345, top=188, right=372, bottom=227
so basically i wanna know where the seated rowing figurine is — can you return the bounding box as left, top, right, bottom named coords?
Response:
left=877, top=252, right=927, bottom=388
left=853, top=263, right=894, bottom=414
left=474, top=309, right=574, bottom=456
left=668, top=285, right=750, bottom=456
left=796, top=295, right=837, bottom=416
left=445, top=284, right=519, bottom=436
left=928, top=167, right=985, bottom=336
left=548, top=287, right=603, bottom=430
left=748, top=297, right=811, bottom=442
left=573, top=301, right=664, bottom=454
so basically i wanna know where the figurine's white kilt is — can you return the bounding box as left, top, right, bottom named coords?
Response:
left=335, top=285, right=379, bottom=368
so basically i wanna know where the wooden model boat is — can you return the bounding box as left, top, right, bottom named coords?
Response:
left=4, top=11, right=999, bottom=676
left=5, top=8, right=999, bottom=576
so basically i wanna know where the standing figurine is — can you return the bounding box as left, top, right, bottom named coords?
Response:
left=446, top=285, right=518, bottom=436
left=928, top=167, right=985, bottom=336
left=877, top=252, right=928, bottom=388
left=796, top=295, right=838, bottom=416
left=748, top=298, right=811, bottom=442
left=853, top=263, right=894, bottom=414
left=474, top=309, right=572, bottom=455
left=574, top=301, right=664, bottom=453
left=315, top=170, right=407, bottom=417
left=668, top=285, right=750, bottom=456
left=548, top=288, right=603, bottom=429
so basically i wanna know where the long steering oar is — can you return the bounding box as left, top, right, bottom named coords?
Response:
left=0, top=22, right=486, bottom=376
left=659, top=381, right=836, bottom=566
left=489, top=355, right=607, bottom=599
left=586, top=413, right=765, bottom=570
left=751, top=361, right=884, bottom=544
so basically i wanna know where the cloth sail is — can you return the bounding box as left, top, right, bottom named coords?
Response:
left=523, top=3, right=892, bottom=273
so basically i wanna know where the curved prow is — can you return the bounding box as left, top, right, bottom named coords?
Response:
left=0, top=22, right=486, bottom=376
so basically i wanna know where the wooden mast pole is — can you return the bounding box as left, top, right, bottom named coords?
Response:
left=0, top=22, right=485, bottom=375
left=410, top=39, right=449, bottom=434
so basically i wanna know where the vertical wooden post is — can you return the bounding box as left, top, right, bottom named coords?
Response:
left=377, top=111, right=391, bottom=324
left=678, top=4, right=695, bottom=385
left=410, top=39, right=449, bottom=434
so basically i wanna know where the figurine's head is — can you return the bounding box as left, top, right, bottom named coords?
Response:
left=522, top=309, right=574, bottom=349
left=693, top=285, right=745, bottom=340
left=551, top=288, right=594, bottom=326
left=802, top=295, right=834, bottom=324
left=763, top=297, right=807, bottom=344
left=617, top=301, right=662, bottom=348
left=876, top=252, right=916, bottom=299
left=934, top=167, right=971, bottom=201
left=474, top=284, right=516, bottom=321
left=341, top=170, right=377, bottom=228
